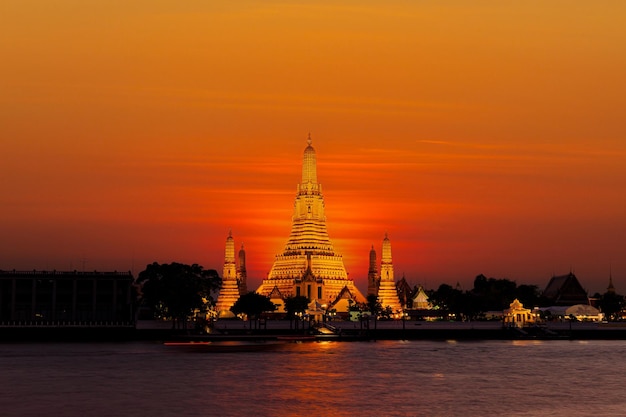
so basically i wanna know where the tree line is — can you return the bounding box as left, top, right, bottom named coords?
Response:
left=134, top=264, right=625, bottom=326
left=428, top=274, right=624, bottom=321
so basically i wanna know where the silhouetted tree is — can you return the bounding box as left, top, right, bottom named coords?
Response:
left=366, top=294, right=382, bottom=329
left=598, top=291, right=625, bottom=321
left=284, top=295, right=310, bottom=329
left=230, top=292, right=276, bottom=328
left=136, top=262, right=221, bottom=329
left=459, top=291, right=481, bottom=320
left=430, top=284, right=464, bottom=320
left=514, top=284, right=541, bottom=308
left=380, top=306, right=394, bottom=320
left=471, top=274, right=517, bottom=311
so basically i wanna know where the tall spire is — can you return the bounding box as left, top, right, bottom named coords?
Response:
left=257, top=136, right=365, bottom=306
left=216, top=231, right=240, bottom=318
left=608, top=265, right=616, bottom=294
left=237, top=243, right=247, bottom=295
left=369, top=245, right=377, bottom=273
left=367, top=245, right=378, bottom=296
left=377, top=233, right=402, bottom=313
left=301, top=133, right=317, bottom=185
left=381, top=232, right=392, bottom=265
left=225, top=230, right=235, bottom=265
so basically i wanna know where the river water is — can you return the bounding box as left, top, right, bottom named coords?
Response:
left=1, top=339, right=625, bottom=416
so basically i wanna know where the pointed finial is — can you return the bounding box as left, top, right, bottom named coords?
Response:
left=228, top=229, right=232, bottom=238
left=307, top=133, right=312, bottom=146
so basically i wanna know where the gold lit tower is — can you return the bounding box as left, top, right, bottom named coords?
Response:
left=256, top=136, right=365, bottom=306
left=376, top=233, right=402, bottom=313
left=215, top=231, right=240, bottom=318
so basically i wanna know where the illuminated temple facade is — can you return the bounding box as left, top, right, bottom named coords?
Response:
left=256, top=136, right=366, bottom=307
left=376, top=233, right=403, bottom=313
left=215, top=231, right=242, bottom=318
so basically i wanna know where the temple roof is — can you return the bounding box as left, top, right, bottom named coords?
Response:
left=543, top=272, right=589, bottom=306
left=268, top=285, right=285, bottom=300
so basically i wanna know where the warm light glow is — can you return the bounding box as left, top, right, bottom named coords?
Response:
left=1, top=1, right=625, bottom=295
left=256, top=139, right=365, bottom=306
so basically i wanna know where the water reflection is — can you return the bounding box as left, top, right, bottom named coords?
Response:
left=1, top=340, right=626, bottom=417
left=511, top=339, right=543, bottom=347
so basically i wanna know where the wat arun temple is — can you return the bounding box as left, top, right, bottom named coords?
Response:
left=216, top=136, right=402, bottom=317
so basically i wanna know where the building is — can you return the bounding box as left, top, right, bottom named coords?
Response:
left=542, top=272, right=589, bottom=306
left=376, top=233, right=403, bottom=314
left=0, top=270, right=134, bottom=325
left=396, top=276, right=412, bottom=308
left=411, top=286, right=432, bottom=310
left=237, top=243, right=248, bottom=295
left=256, top=136, right=366, bottom=310
left=215, top=231, right=241, bottom=318
left=367, top=245, right=378, bottom=296
left=503, top=298, right=535, bottom=328
left=539, top=304, right=603, bottom=322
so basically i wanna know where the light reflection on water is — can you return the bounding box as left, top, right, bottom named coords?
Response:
left=1, top=340, right=626, bottom=417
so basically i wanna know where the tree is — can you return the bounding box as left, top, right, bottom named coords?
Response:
left=380, top=306, right=394, bottom=320
left=471, top=274, right=517, bottom=311
left=230, top=292, right=276, bottom=328
left=136, top=262, right=221, bottom=329
left=366, top=294, right=382, bottom=329
left=283, top=295, right=309, bottom=329
left=514, top=284, right=541, bottom=309
left=598, top=291, right=625, bottom=321
left=430, top=284, right=464, bottom=320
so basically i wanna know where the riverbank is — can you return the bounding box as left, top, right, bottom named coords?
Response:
left=3, top=320, right=626, bottom=342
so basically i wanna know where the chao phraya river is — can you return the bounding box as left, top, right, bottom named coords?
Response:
left=2, top=338, right=625, bottom=416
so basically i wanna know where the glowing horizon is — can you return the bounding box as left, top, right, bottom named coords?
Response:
left=2, top=1, right=625, bottom=295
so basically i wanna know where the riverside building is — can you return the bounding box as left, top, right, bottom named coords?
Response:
left=0, top=270, right=134, bottom=325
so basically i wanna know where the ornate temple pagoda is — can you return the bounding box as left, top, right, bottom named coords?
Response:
left=215, top=231, right=244, bottom=317
left=256, top=136, right=366, bottom=307
left=373, top=233, right=403, bottom=314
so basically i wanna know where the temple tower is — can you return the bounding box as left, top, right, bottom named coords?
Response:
left=367, top=245, right=378, bottom=296
left=607, top=268, right=616, bottom=294
left=376, top=233, right=402, bottom=313
left=215, top=231, right=240, bottom=318
left=237, top=243, right=248, bottom=295
left=256, top=135, right=365, bottom=307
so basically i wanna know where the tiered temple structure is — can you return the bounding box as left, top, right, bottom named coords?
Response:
left=376, top=233, right=403, bottom=313
left=215, top=231, right=240, bottom=318
left=542, top=272, right=589, bottom=306
left=256, top=136, right=365, bottom=308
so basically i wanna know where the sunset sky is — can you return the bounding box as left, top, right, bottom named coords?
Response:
left=2, top=1, right=625, bottom=294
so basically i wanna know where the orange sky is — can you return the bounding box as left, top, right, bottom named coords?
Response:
left=2, top=1, right=625, bottom=294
